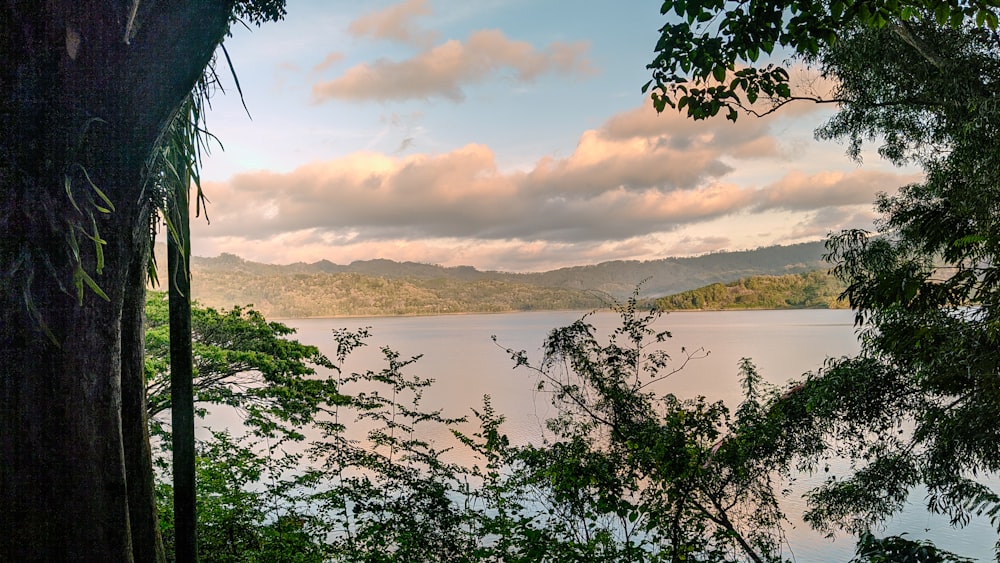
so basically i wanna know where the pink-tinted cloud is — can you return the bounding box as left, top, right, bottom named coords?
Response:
left=754, top=169, right=921, bottom=211
left=312, top=29, right=594, bottom=102
left=312, top=52, right=345, bottom=74
left=193, top=100, right=917, bottom=269
left=786, top=207, right=878, bottom=240
left=348, top=0, right=438, bottom=47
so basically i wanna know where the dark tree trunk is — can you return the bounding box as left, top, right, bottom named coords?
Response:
left=122, top=233, right=167, bottom=563
left=169, top=184, right=197, bottom=562
left=0, top=2, right=232, bottom=560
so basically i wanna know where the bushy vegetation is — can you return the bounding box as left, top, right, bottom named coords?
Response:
left=655, top=270, right=847, bottom=311
left=146, top=291, right=988, bottom=561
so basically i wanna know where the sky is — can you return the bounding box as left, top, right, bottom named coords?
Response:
left=190, top=0, right=919, bottom=272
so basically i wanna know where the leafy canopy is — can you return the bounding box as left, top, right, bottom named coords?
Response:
left=144, top=291, right=342, bottom=442
left=645, top=0, right=1000, bottom=120
left=649, top=1, right=1000, bottom=558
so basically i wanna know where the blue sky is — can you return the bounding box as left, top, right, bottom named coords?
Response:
left=190, top=0, right=917, bottom=271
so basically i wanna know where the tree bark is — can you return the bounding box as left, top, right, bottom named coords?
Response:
left=169, top=179, right=197, bottom=562
left=0, top=2, right=232, bottom=560
left=122, top=233, right=167, bottom=563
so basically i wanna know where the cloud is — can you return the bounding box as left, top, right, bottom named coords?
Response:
left=195, top=99, right=769, bottom=245
left=194, top=100, right=918, bottom=269
left=753, top=169, right=921, bottom=211
left=786, top=207, right=879, bottom=240
left=312, top=52, right=345, bottom=74
left=312, top=29, right=594, bottom=102
left=348, top=0, right=438, bottom=47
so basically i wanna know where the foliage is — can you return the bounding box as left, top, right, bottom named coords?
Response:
left=656, top=270, right=846, bottom=310
left=156, top=431, right=326, bottom=562
left=146, top=295, right=824, bottom=562
left=645, top=0, right=999, bottom=121
left=152, top=286, right=999, bottom=561
left=306, top=328, right=482, bottom=562
left=648, top=2, right=1000, bottom=559
left=144, top=291, right=342, bottom=442
left=494, top=294, right=798, bottom=562
left=851, top=532, right=976, bottom=563
left=804, top=10, right=1000, bottom=559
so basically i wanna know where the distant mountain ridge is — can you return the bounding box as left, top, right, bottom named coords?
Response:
left=155, top=241, right=831, bottom=318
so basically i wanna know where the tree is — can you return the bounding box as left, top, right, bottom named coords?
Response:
left=493, top=296, right=796, bottom=562
left=806, top=20, right=1000, bottom=552
left=0, top=3, right=283, bottom=559
left=155, top=430, right=328, bottom=563
left=144, top=295, right=340, bottom=561
left=143, top=291, right=340, bottom=442
left=644, top=0, right=998, bottom=121
left=144, top=303, right=479, bottom=561
left=647, top=1, right=1000, bottom=556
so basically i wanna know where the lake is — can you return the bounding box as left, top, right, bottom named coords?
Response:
left=276, top=309, right=996, bottom=561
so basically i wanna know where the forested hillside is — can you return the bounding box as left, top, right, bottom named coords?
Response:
left=156, top=241, right=831, bottom=317
left=187, top=272, right=606, bottom=318
left=655, top=270, right=847, bottom=310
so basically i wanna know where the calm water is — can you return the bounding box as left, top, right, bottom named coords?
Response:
left=276, top=309, right=996, bottom=561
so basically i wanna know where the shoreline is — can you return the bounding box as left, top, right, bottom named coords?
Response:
left=269, top=304, right=850, bottom=321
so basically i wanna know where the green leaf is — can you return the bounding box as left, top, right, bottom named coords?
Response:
left=950, top=10, right=964, bottom=28
left=935, top=4, right=951, bottom=25
left=78, top=166, right=115, bottom=213
left=831, top=0, right=845, bottom=19
left=712, top=65, right=726, bottom=82
left=89, top=215, right=106, bottom=274
left=64, top=174, right=81, bottom=214
left=73, top=264, right=109, bottom=304
left=80, top=269, right=109, bottom=302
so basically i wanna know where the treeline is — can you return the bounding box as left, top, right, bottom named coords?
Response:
left=656, top=270, right=847, bottom=311
left=189, top=270, right=608, bottom=318
left=157, top=241, right=831, bottom=316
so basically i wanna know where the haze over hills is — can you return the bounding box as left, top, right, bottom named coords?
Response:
left=155, top=241, right=831, bottom=318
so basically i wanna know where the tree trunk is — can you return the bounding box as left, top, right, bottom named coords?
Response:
left=0, top=2, right=232, bottom=560
left=122, top=233, right=167, bottom=563
left=169, top=182, right=197, bottom=562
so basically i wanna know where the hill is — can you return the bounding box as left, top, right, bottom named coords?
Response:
left=152, top=241, right=832, bottom=317
left=655, top=270, right=847, bottom=311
